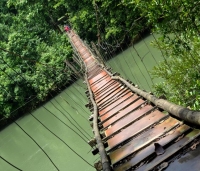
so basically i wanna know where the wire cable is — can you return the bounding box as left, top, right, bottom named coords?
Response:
left=48, top=98, right=92, bottom=140
left=30, top=113, right=94, bottom=168
left=41, top=105, right=89, bottom=144
left=0, top=156, right=22, bottom=171
left=14, top=121, right=59, bottom=171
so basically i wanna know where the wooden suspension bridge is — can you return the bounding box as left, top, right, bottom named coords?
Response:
left=67, top=30, right=200, bottom=171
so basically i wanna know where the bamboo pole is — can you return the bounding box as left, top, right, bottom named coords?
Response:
left=85, top=73, right=112, bottom=171
left=112, top=76, right=200, bottom=126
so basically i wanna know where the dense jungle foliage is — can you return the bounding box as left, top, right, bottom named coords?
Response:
left=0, top=0, right=199, bottom=122
left=0, top=0, right=73, bottom=120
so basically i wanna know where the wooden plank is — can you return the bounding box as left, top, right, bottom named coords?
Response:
left=97, top=88, right=129, bottom=107
left=114, top=124, right=190, bottom=171
left=136, top=129, right=200, bottom=171
left=94, top=81, right=118, bottom=96
left=99, top=92, right=136, bottom=118
left=105, top=105, right=154, bottom=137
left=95, top=83, right=122, bottom=101
left=95, top=83, right=121, bottom=100
left=100, top=99, right=144, bottom=122
left=89, top=70, right=107, bottom=85
left=109, top=117, right=180, bottom=164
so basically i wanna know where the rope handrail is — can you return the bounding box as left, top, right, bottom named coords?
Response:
left=112, top=76, right=200, bottom=126
left=85, top=73, right=112, bottom=171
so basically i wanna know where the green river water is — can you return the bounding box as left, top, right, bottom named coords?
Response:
left=0, top=35, right=163, bottom=171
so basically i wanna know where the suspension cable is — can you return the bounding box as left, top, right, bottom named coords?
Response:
left=30, top=113, right=94, bottom=168
left=0, top=156, right=22, bottom=171
left=14, top=121, right=59, bottom=171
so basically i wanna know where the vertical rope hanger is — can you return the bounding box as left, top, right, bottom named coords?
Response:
left=93, top=2, right=157, bottom=91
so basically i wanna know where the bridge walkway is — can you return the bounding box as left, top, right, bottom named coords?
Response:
left=67, top=30, right=200, bottom=171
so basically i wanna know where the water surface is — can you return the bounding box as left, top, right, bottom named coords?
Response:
left=0, top=80, right=98, bottom=171
left=107, top=34, right=163, bottom=91
left=0, top=34, right=163, bottom=171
